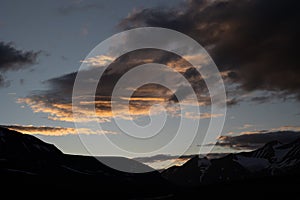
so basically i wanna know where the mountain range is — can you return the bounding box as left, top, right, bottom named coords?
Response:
left=163, top=139, right=300, bottom=185
left=0, top=126, right=299, bottom=198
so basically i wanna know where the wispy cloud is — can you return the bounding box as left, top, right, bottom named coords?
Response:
left=271, top=126, right=300, bottom=132
left=2, top=124, right=116, bottom=136
left=182, top=112, right=223, bottom=120
left=237, top=124, right=254, bottom=130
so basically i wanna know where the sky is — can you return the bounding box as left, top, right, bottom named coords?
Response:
left=0, top=0, right=299, bottom=168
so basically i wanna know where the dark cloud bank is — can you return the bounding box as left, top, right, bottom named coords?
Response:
left=219, top=130, right=300, bottom=149
left=0, top=41, right=40, bottom=87
left=20, top=0, right=300, bottom=123
left=120, top=0, right=300, bottom=100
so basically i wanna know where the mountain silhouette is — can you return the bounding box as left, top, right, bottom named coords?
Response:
left=0, top=126, right=299, bottom=198
left=0, top=127, right=171, bottom=198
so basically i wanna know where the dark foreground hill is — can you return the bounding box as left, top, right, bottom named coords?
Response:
left=0, top=127, right=171, bottom=198
left=0, top=127, right=299, bottom=198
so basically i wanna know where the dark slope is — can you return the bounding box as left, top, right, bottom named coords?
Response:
left=0, top=127, right=171, bottom=198
left=1, top=127, right=300, bottom=198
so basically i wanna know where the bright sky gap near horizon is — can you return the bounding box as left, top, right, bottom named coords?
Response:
left=0, top=0, right=299, bottom=168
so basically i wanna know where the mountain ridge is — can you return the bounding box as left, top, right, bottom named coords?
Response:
left=0, top=126, right=299, bottom=198
left=162, top=138, right=300, bottom=186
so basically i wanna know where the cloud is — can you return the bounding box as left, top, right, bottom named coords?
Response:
left=17, top=98, right=78, bottom=122
left=218, top=130, right=300, bottom=150
left=134, top=154, right=193, bottom=164
left=19, top=49, right=212, bottom=122
left=237, top=124, right=254, bottom=130
left=182, top=112, right=223, bottom=120
left=119, top=0, right=300, bottom=100
left=134, top=154, right=192, bottom=168
left=20, top=0, right=299, bottom=124
left=134, top=153, right=227, bottom=168
left=0, top=41, right=40, bottom=87
left=271, top=126, right=300, bottom=132
left=81, top=55, right=115, bottom=67
left=18, top=94, right=171, bottom=123
left=1, top=124, right=116, bottom=136
left=0, top=42, right=40, bottom=72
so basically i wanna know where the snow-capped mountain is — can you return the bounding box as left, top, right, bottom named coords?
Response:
left=237, top=139, right=300, bottom=175
left=162, top=139, right=300, bottom=186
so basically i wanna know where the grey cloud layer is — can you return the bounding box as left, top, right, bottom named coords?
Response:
left=218, top=131, right=300, bottom=150
left=120, top=0, right=300, bottom=100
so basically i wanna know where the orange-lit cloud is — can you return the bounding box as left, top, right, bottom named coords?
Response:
left=18, top=93, right=219, bottom=123
left=81, top=55, right=115, bottom=67
left=237, top=124, right=255, bottom=130
left=18, top=95, right=174, bottom=122
left=134, top=154, right=193, bottom=169
left=18, top=48, right=215, bottom=123
left=271, top=126, right=300, bottom=132
left=2, top=124, right=116, bottom=136
left=144, top=157, right=190, bottom=169
left=183, top=112, right=223, bottom=120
